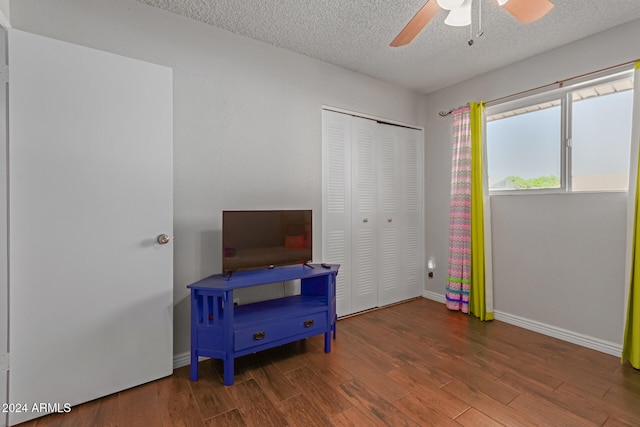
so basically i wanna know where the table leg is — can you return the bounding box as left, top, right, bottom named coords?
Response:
left=190, top=351, right=198, bottom=381
left=333, top=314, right=337, bottom=339
left=324, top=331, right=332, bottom=353
left=223, top=353, right=234, bottom=386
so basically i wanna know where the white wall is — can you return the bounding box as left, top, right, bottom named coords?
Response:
left=423, top=19, right=640, bottom=349
left=0, top=0, right=8, bottom=28
left=10, top=0, right=427, bottom=358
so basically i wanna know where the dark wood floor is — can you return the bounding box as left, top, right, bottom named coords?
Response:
left=15, top=298, right=640, bottom=426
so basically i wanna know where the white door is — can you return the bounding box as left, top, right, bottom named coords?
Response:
left=377, top=124, right=402, bottom=307
left=399, top=127, right=425, bottom=302
left=322, top=110, right=424, bottom=317
left=322, top=110, right=352, bottom=316
left=8, top=30, right=173, bottom=425
left=350, top=116, right=378, bottom=313
left=377, top=125, right=425, bottom=306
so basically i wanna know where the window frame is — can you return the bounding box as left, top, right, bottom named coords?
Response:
left=485, top=68, right=634, bottom=195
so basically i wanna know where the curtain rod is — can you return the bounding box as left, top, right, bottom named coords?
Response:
left=438, top=58, right=638, bottom=117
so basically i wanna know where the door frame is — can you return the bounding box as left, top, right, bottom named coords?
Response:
left=1, top=23, right=8, bottom=427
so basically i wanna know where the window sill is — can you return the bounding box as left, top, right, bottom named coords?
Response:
left=489, top=189, right=628, bottom=196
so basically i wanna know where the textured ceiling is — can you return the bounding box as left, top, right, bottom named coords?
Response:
left=136, top=0, right=640, bottom=94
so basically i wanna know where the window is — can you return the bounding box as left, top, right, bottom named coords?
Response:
left=486, top=71, right=634, bottom=192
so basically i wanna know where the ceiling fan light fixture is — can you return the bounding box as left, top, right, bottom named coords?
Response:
left=390, top=0, right=555, bottom=47
left=444, top=0, right=472, bottom=26
left=436, top=0, right=465, bottom=10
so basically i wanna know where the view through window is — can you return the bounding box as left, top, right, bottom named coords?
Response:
left=486, top=72, right=634, bottom=192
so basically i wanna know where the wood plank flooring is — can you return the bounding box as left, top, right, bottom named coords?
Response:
left=14, top=298, right=640, bottom=426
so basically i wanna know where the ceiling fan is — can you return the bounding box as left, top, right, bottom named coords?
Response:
left=390, top=0, right=554, bottom=47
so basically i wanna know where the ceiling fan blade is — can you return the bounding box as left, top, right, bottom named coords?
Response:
left=501, top=0, right=554, bottom=24
left=390, top=1, right=440, bottom=47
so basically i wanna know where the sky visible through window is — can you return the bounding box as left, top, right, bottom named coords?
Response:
left=487, top=105, right=560, bottom=181
left=573, top=91, right=633, bottom=176
left=487, top=89, right=633, bottom=189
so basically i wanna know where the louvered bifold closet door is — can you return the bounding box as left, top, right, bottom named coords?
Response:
left=323, top=109, right=424, bottom=317
left=377, top=124, right=402, bottom=307
left=377, top=125, right=425, bottom=306
left=322, top=110, right=352, bottom=316
left=399, top=126, right=425, bottom=302
left=350, top=116, right=379, bottom=314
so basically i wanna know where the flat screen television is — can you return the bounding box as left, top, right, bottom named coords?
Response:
left=222, top=210, right=312, bottom=274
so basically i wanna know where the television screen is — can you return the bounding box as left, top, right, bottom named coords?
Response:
left=222, top=210, right=312, bottom=273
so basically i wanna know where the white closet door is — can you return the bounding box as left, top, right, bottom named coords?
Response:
left=8, top=30, right=173, bottom=425
left=377, top=124, right=424, bottom=306
left=322, top=110, right=424, bottom=317
left=322, top=110, right=352, bottom=316
left=350, top=116, right=378, bottom=313
left=399, top=127, right=425, bottom=302
left=377, top=124, right=402, bottom=307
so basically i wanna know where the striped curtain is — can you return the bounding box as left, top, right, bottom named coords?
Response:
left=446, top=106, right=472, bottom=313
left=446, top=103, right=493, bottom=320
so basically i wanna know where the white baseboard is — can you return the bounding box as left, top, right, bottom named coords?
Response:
left=173, top=352, right=213, bottom=370
left=423, top=290, right=446, bottom=304
left=173, top=351, right=191, bottom=369
left=420, top=292, right=622, bottom=358
left=493, top=310, right=622, bottom=357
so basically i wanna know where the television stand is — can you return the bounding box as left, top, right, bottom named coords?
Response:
left=187, top=263, right=339, bottom=385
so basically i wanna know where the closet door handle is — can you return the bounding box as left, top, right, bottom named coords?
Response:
left=387, top=218, right=392, bottom=223
left=363, top=218, right=368, bottom=223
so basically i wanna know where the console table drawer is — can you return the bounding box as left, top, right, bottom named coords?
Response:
left=234, top=312, right=327, bottom=351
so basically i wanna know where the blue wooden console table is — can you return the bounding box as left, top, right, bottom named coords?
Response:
left=187, top=263, right=338, bottom=385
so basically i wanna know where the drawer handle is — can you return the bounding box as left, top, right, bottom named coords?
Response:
left=304, top=320, right=314, bottom=328
left=253, top=331, right=266, bottom=340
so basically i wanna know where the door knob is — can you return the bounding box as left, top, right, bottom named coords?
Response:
left=157, top=234, right=173, bottom=245
left=363, top=218, right=369, bottom=223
